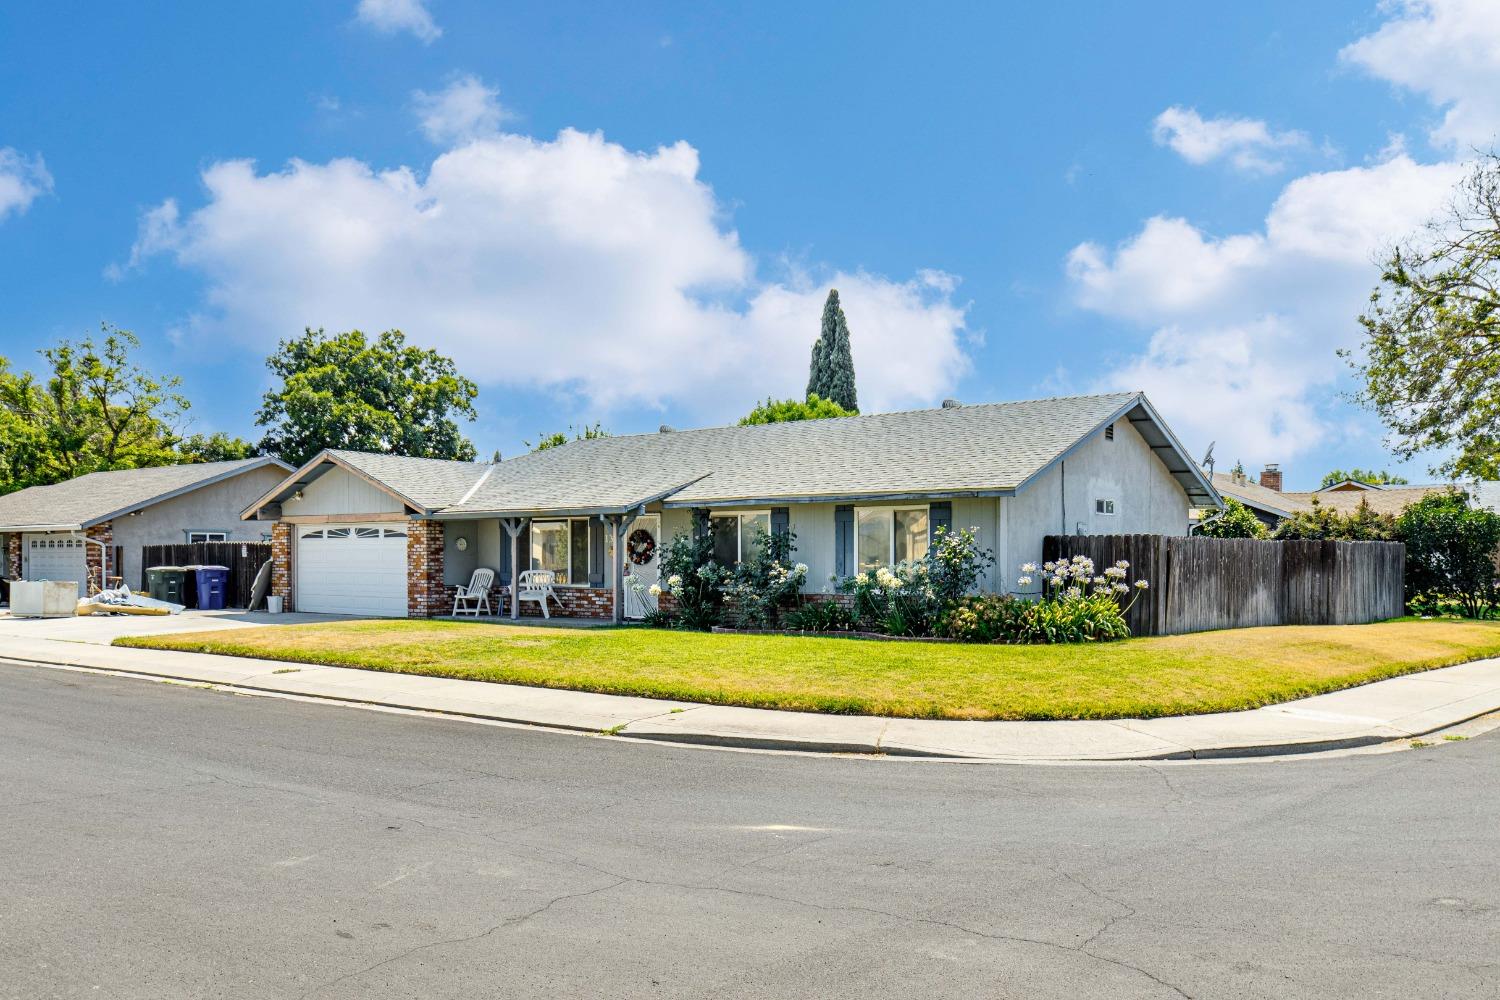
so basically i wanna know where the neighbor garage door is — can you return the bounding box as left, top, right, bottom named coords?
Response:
left=23, top=534, right=89, bottom=597
left=295, top=525, right=409, bottom=617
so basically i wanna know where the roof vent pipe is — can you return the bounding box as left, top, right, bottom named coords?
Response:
left=659, top=425, right=675, bottom=434
left=941, top=398, right=961, bottom=409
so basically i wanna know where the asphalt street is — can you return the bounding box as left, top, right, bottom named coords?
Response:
left=2, top=660, right=1496, bottom=999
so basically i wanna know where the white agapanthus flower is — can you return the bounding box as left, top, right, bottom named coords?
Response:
left=648, top=584, right=663, bottom=597
left=1135, top=579, right=1150, bottom=590
left=1017, top=575, right=1033, bottom=586
left=1020, top=562, right=1038, bottom=573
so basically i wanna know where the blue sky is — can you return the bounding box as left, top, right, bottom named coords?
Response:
left=2, top=1, right=1496, bottom=489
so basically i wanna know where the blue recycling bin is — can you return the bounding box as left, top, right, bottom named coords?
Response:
left=194, top=565, right=230, bottom=611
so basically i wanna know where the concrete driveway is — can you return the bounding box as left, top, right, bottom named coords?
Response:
left=0, top=607, right=358, bottom=644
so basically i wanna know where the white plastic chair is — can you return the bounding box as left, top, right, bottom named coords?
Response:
left=516, top=569, right=561, bottom=619
left=452, top=567, right=495, bottom=617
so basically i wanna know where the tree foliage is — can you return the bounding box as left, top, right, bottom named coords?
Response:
left=0, top=326, right=188, bottom=494
left=739, top=393, right=855, bottom=426
left=526, top=422, right=609, bottom=452
left=1347, top=153, right=1500, bottom=479
left=255, top=328, right=478, bottom=467
left=1319, top=468, right=1409, bottom=488
left=1397, top=491, right=1500, bottom=618
left=1197, top=497, right=1267, bottom=538
left=806, top=289, right=858, bottom=413
left=1271, top=497, right=1398, bottom=541
left=178, top=431, right=256, bottom=463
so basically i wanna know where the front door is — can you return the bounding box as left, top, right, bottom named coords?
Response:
left=622, top=514, right=660, bottom=619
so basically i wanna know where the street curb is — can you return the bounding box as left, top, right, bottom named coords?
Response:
left=8, top=650, right=1495, bottom=762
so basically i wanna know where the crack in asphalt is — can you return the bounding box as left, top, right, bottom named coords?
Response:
left=295, top=878, right=631, bottom=1000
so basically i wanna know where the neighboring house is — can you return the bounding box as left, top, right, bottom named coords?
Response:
left=1211, top=463, right=1499, bottom=527
left=1211, top=468, right=1312, bottom=529
left=241, top=391, right=1218, bottom=621
left=0, top=457, right=293, bottom=597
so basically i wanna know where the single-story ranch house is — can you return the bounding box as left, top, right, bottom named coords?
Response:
left=1214, top=464, right=1500, bottom=529
left=242, top=391, right=1218, bottom=621
left=0, top=457, right=292, bottom=597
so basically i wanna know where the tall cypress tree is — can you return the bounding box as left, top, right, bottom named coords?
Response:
left=806, top=289, right=858, bottom=412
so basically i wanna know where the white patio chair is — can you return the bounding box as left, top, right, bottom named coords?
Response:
left=452, top=567, right=495, bottom=617
left=516, top=569, right=562, bottom=619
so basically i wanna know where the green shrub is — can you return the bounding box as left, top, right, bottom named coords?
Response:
left=1398, top=492, right=1500, bottom=618
left=1272, top=497, right=1398, bottom=541
left=783, top=600, right=858, bottom=633
left=936, top=594, right=1029, bottom=642
left=1018, top=592, right=1130, bottom=643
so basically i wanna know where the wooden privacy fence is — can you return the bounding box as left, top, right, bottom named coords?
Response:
left=140, top=541, right=273, bottom=609
left=1041, top=534, right=1406, bottom=636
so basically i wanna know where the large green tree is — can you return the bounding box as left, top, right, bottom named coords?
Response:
left=1196, top=497, right=1267, bottom=538
left=178, top=431, right=257, bottom=463
left=806, top=289, right=858, bottom=413
left=1348, top=153, right=1500, bottom=479
left=739, top=393, right=854, bottom=426
left=256, top=328, right=479, bottom=467
left=1319, top=468, right=1409, bottom=488
left=0, top=326, right=187, bottom=494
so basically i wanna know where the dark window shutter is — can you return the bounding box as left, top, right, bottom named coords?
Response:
left=692, top=508, right=711, bottom=542
left=835, top=505, right=854, bottom=577
left=518, top=522, right=531, bottom=575
left=771, top=507, right=790, bottom=540
left=498, top=524, right=514, bottom=585
left=588, top=518, right=605, bottom=586
left=929, top=501, right=953, bottom=541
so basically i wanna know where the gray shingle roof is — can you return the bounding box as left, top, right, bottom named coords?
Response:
left=444, top=391, right=1203, bottom=515
left=326, top=450, right=491, bottom=511
left=246, top=392, right=1217, bottom=519
left=0, top=457, right=290, bottom=532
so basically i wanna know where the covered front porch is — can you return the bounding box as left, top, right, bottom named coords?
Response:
left=434, top=507, right=674, bottom=624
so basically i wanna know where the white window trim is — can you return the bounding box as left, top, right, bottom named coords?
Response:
left=854, top=503, right=931, bottom=570
left=529, top=516, right=594, bottom=587
left=709, top=509, right=772, bottom=565
left=1094, top=499, right=1117, bottom=515
left=186, top=530, right=229, bottom=543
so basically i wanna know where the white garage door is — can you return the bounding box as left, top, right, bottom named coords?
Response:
left=296, top=525, right=409, bottom=617
left=23, top=534, right=89, bottom=597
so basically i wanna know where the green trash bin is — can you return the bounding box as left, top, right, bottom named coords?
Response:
left=146, top=566, right=188, bottom=606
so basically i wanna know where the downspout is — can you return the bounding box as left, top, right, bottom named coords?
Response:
left=1059, top=460, right=1066, bottom=536
left=1189, top=509, right=1225, bottom=536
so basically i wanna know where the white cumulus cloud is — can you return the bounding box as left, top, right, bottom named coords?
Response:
left=1068, top=155, right=1466, bottom=464
left=413, top=75, right=508, bottom=145
left=1152, top=106, right=1309, bottom=174
left=126, top=128, right=968, bottom=419
left=0, top=148, right=54, bottom=221
left=1340, top=0, right=1500, bottom=150
left=354, top=0, right=441, bottom=44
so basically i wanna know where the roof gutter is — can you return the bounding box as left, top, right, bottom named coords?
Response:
left=0, top=523, right=85, bottom=533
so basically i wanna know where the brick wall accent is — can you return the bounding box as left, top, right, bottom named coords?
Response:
left=407, top=520, right=446, bottom=618
left=271, top=522, right=294, bottom=611
left=4, top=533, right=20, bottom=581
left=85, top=521, right=113, bottom=593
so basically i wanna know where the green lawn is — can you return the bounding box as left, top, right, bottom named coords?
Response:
left=114, top=617, right=1500, bottom=721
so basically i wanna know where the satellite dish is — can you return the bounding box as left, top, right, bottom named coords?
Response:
left=1200, top=441, right=1216, bottom=474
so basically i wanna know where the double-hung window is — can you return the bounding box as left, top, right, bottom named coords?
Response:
left=710, top=511, right=770, bottom=566
left=856, top=506, right=929, bottom=572
left=530, top=518, right=592, bottom=585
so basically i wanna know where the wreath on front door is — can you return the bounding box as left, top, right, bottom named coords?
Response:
left=627, top=528, right=656, bottom=565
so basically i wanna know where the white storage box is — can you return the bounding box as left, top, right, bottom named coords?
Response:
left=10, top=580, right=80, bottom=618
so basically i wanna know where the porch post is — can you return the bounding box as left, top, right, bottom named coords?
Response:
left=609, top=510, right=640, bottom=625
left=501, top=517, right=528, bottom=620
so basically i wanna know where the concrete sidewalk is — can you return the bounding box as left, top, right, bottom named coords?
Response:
left=3, top=623, right=1499, bottom=760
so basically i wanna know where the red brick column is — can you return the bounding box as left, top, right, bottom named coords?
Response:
left=271, top=522, right=294, bottom=611
left=407, top=520, right=446, bottom=618
left=85, top=521, right=113, bottom=593
left=4, top=533, right=20, bottom=581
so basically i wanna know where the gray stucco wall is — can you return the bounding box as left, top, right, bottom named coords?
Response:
left=114, top=464, right=289, bottom=588
left=1003, top=417, right=1191, bottom=581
